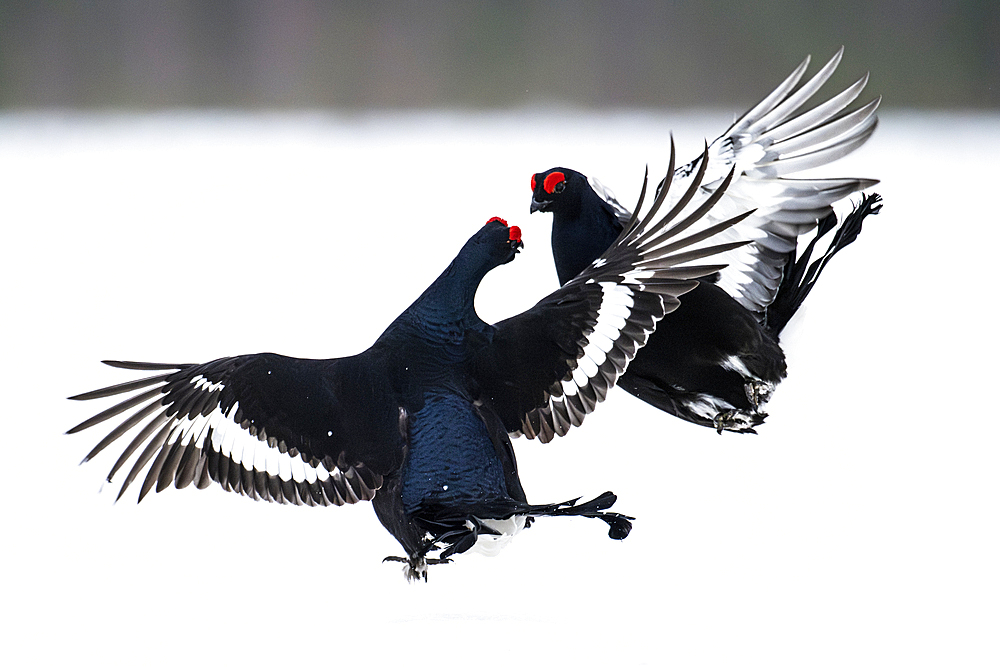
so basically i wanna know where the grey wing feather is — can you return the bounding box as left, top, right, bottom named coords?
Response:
left=653, top=47, right=879, bottom=318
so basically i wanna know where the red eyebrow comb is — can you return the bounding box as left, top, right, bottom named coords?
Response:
left=542, top=172, right=565, bottom=194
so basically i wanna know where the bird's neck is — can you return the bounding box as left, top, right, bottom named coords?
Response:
left=418, top=255, right=490, bottom=322
left=551, top=201, right=621, bottom=285
left=389, top=253, right=492, bottom=349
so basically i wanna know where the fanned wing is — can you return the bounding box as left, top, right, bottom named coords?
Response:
left=585, top=48, right=878, bottom=320
left=475, top=141, right=753, bottom=442
left=67, top=353, right=402, bottom=505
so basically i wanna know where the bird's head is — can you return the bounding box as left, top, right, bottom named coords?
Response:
left=529, top=168, right=587, bottom=215
left=477, top=216, right=523, bottom=267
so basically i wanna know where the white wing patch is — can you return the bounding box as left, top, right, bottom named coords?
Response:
left=524, top=279, right=665, bottom=441
left=75, top=369, right=380, bottom=506
left=561, top=282, right=637, bottom=400
left=189, top=374, right=225, bottom=394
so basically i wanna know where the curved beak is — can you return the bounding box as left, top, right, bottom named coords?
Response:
left=530, top=198, right=550, bottom=214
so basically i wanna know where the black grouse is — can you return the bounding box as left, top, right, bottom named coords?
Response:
left=530, top=48, right=882, bottom=434
left=68, top=145, right=749, bottom=581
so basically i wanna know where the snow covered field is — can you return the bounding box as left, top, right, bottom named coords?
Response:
left=2, top=109, right=998, bottom=666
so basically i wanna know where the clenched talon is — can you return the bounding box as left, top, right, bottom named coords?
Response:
left=744, top=380, right=774, bottom=410
left=713, top=409, right=765, bottom=434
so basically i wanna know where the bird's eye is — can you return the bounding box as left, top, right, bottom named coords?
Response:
left=543, top=172, right=566, bottom=195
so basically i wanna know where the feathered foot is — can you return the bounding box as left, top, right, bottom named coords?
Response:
left=745, top=380, right=774, bottom=411
left=713, top=409, right=766, bottom=434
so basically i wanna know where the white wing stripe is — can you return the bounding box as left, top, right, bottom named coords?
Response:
left=576, top=351, right=600, bottom=378
left=190, top=374, right=225, bottom=394
left=170, top=396, right=344, bottom=492
left=599, top=281, right=636, bottom=307
left=599, top=303, right=631, bottom=320
left=547, top=277, right=647, bottom=412
left=584, top=346, right=608, bottom=371
left=592, top=320, right=623, bottom=344
left=594, top=312, right=627, bottom=335
left=621, top=269, right=656, bottom=285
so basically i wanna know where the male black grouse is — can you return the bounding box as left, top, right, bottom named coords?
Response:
left=530, top=48, right=883, bottom=434
left=68, top=145, right=749, bottom=581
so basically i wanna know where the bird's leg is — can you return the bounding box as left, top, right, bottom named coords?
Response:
left=744, top=380, right=774, bottom=411
left=382, top=554, right=428, bottom=582
left=712, top=410, right=761, bottom=434
left=382, top=553, right=454, bottom=582
left=383, top=530, right=465, bottom=582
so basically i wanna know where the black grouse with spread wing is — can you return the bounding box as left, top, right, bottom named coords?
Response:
left=530, top=48, right=882, bottom=433
left=69, top=144, right=749, bottom=580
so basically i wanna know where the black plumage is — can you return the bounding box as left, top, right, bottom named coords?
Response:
left=530, top=48, right=883, bottom=433
left=69, top=145, right=749, bottom=580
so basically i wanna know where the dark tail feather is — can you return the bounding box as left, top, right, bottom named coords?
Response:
left=766, top=193, right=882, bottom=335
left=526, top=491, right=633, bottom=540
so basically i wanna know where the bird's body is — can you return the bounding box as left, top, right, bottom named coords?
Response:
left=615, top=278, right=786, bottom=430
left=530, top=48, right=883, bottom=432
left=362, top=246, right=539, bottom=575
left=70, top=147, right=749, bottom=579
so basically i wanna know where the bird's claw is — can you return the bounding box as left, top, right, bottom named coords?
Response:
left=382, top=554, right=453, bottom=582
left=744, top=380, right=774, bottom=410
left=713, top=410, right=762, bottom=434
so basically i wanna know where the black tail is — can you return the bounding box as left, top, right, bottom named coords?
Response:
left=526, top=491, right=633, bottom=540
left=766, top=193, right=882, bottom=335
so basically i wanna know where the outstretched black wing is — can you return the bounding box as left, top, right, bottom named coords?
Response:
left=68, top=352, right=403, bottom=505
left=474, top=140, right=754, bottom=442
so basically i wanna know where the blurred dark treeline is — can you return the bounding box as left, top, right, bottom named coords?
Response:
left=1, top=0, right=996, bottom=110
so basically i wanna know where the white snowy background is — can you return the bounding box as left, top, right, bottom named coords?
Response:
left=2, top=109, right=998, bottom=666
